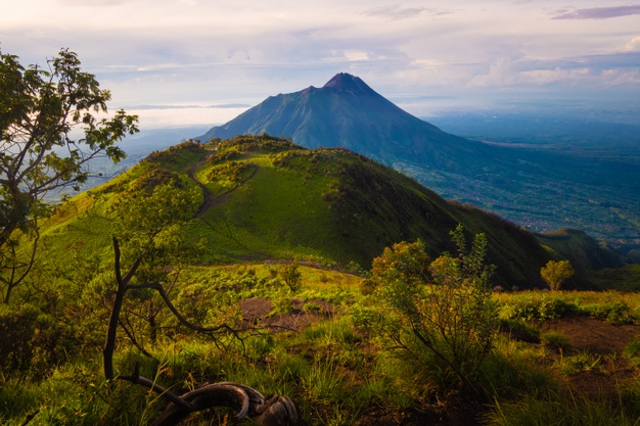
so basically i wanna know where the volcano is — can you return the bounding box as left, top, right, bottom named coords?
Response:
left=198, top=73, right=492, bottom=171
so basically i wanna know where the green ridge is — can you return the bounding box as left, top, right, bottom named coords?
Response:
left=38, top=135, right=630, bottom=289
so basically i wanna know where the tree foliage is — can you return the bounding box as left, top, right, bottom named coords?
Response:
left=366, top=225, right=498, bottom=394
left=540, top=260, right=575, bottom=291
left=103, top=182, right=202, bottom=379
left=0, top=48, right=138, bottom=303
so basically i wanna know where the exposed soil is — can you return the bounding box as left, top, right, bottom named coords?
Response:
left=239, top=297, right=336, bottom=331
left=355, top=404, right=483, bottom=426
left=541, top=315, right=640, bottom=398
left=541, top=316, right=640, bottom=355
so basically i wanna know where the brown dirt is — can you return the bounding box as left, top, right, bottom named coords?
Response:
left=541, top=316, right=640, bottom=355
left=541, top=315, right=640, bottom=398
left=239, top=297, right=336, bottom=331
left=355, top=404, right=482, bottom=426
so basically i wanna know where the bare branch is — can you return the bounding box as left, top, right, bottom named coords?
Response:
left=127, top=282, right=241, bottom=337
left=118, top=319, right=153, bottom=358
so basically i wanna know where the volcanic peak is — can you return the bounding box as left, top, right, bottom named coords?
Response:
left=321, top=72, right=376, bottom=96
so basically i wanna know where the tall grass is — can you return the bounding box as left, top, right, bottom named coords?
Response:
left=486, top=389, right=640, bottom=426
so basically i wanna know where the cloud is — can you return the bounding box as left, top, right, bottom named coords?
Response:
left=467, top=52, right=640, bottom=88
left=363, top=4, right=449, bottom=21
left=626, top=36, right=640, bottom=51
left=3, top=0, right=639, bottom=119
left=599, top=68, right=640, bottom=85
left=364, top=5, right=426, bottom=20
left=552, top=5, right=640, bottom=20
left=59, top=0, right=137, bottom=6
left=467, top=57, right=519, bottom=87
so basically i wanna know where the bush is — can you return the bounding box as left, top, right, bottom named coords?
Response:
left=581, top=301, right=634, bottom=325
left=624, top=339, right=640, bottom=365
left=366, top=225, right=498, bottom=395
left=280, top=261, right=302, bottom=292
left=498, top=295, right=577, bottom=321
left=0, top=304, right=75, bottom=379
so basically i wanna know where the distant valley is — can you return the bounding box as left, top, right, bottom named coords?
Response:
left=426, top=111, right=640, bottom=247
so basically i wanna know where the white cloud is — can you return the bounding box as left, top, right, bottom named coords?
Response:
left=625, top=36, right=640, bottom=51
left=467, top=50, right=640, bottom=89
left=467, top=57, right=520, bottom=87
left=600, top=68, right=640, bottom=86
left=520, top=68, right=590, bottom=85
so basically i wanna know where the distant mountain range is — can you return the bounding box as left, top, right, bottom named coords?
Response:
left=198, top=73, right=640, bottom=249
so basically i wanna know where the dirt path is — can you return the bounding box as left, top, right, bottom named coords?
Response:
left=187, top=155, right=258, bottom=219
left=239, top=297, right=335, bottom=331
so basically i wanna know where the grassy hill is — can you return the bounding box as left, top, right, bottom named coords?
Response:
left=39, top=134, right=630, bottom=289
left=4, top=135, right=640, bottom=426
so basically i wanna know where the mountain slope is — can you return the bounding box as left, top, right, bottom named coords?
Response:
left=199, top=73, right=493, bottom=172
left=42, top=135, right=627, bottom=289
left=197, top=74, right=640, bottom=247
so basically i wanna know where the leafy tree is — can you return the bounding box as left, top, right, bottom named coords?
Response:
left=103, top=182, right=203, bottom=379
left=540, top=260, right=575, bottom=291
left=367, top=225, right=497, bottom=394
left=0, top=48, right=138, bottom=303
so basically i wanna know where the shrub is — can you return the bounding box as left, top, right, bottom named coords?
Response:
left=280, top=261, right=302, bottom=292
left=366, top=225, right=498, bottom=395
left=498, top=295, right=577, bottom=321
left=0, top=304, right=75, bottom=379
left=581, top=301, right=634, bottom=325
left=624, top=339, right=640, bottom=365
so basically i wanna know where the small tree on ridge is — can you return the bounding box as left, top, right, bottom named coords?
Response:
left=541, top=259, right=575, bottom=291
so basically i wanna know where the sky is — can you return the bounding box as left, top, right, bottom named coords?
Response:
left=1, top=0, right=639, bottom=129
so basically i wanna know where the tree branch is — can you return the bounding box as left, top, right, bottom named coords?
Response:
left=127, top=282, right=241, bottom=337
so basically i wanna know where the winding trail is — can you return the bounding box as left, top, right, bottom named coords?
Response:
left=187, top=154, right=258, bottom=219
left=187, top=157, right=213, bottom=219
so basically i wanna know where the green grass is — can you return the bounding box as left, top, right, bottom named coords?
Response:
left=486, top=389, right=640, bottom=426
left=542, top=331, right=573, bottom=353
left=557, top=352, right=603, bottom=375
left=30, top=135, right=589, bottom=288
left=495, top=290, right=640, bottom=323
left=3, top=271, right=640, bottom=425
left=4, top=135, right=640, bottom=425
